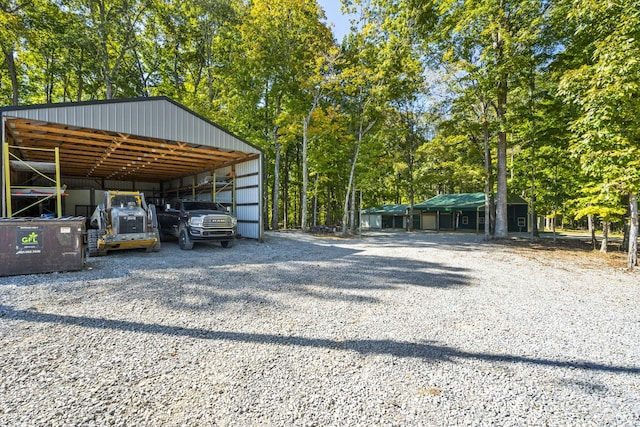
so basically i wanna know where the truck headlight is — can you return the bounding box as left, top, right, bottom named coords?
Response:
left=189, top=216, right=204, bottom=226
left=231, top=217, right=237, bottom=228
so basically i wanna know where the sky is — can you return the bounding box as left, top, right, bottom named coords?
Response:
left=317, top=0, right=353, bottom=41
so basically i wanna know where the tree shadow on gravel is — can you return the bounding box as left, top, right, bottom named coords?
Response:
left=350, top=231, right=492, bottom=252
left=2, top=305, right=638, bottom=376
left=1, top=233, right=473, bottom=311
left=107, top=246, right=471, bottom=312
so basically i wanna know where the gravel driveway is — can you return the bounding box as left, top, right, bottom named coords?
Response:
left=1, top=231, right=639, bottom=426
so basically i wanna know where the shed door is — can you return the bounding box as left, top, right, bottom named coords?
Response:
left=421, top=213, right=437, bottom=230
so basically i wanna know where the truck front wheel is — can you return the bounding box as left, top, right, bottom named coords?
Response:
left=179, top=228, right=194, bottom=250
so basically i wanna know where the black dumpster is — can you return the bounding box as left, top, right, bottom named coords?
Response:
left=0, top=217, right=85, bottom=276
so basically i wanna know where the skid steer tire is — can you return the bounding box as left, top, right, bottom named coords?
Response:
left=88, top=229, right=106, bottom=257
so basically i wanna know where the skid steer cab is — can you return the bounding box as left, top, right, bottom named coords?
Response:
left=87, top=190, right=161, bottom=256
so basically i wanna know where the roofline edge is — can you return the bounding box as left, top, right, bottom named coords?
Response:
left=0, top=96, right=264, bottom=156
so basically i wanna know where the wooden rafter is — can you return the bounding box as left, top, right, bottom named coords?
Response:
left=9, top=119, right=244, bottom=158
left=4, top=118, right=257, bottom=182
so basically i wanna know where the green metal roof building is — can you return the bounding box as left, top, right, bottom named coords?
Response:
left=415, top=193, right=528, bottom=232
left=362, top=193, right=529, bottom=232
left=361, top=204, right=411, bottom=229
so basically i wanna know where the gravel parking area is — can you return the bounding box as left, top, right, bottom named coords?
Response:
left=1, top=231, right=639, bottom=426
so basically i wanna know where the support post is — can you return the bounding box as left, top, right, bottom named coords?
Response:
left=231, top=167, right=236, bottom=216
left=3, top=141, right=11, bottom=217
left=55, top=147, right=62, bottom=217
left=211, top=169, right=216, bottom=201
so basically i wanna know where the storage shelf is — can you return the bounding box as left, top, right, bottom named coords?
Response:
left=11, top=188, right=67, bottom=197
left=9, top=160, right=57, bottom=174
left=4, top=144, right=63, bottom=217
left=161, top=172, right=236, bottom=213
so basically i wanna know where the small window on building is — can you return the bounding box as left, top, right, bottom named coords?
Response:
left=518, top=217, right=526, bottom=227
left=479, top=216, right=485, bottom=225
left=462, top=216, right=469, bottom=225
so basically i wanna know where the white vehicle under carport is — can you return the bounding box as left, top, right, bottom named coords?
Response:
left=157, top=199, right=236, bottom=250
left=87, top=190, right=161, bottom=256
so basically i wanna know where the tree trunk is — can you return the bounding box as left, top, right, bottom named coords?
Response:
left=530, top=165, right=538, bottom=239
left=272, top=138, right=281, bottom=230
left=301, top=91, right=320, bottom=232
left=483, top=119, right=492, bottom=239
left=493, top=19, right=509, bottom=239
left=312, top=174, right=319, bottom=227
left=271, top=93, right=283, bottom=231
left=301, top=116, right=309, bottom=232
left=551, top=212, right=557, bottom=242
left=342, top=141, right=360, bottom=236
left=407, top=134, right=415, bottom=233
left=282, top=150, right=289, bottom=229
left=342, top=119, right=375, bottom=237
left=76, top=49, right=85, bottom=102
left=4, top=49, right=19, bottom=105
left=349, top=184, right=356, bottom=234
left=97, top=1, right=114, bottom=100
left=628, top=193, right=638, bottom=268
left=600, top=220, right=609, bottom=253
left=495, top=91, right=508, bottom=238
left=490, top=196, right=497, bottom=235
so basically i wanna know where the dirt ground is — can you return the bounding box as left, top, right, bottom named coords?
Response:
left=501, top=235, right=632, bottom=270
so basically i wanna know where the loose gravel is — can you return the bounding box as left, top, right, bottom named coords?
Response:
left=1, top=231, right=639, bottom=426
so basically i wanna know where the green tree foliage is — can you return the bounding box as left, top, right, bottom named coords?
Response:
left=231, top=0, right=333, bottom=230
left=1, top=0, right=638, bottom=267
left=435, top=0, right=555, bottom=238
left=559, top=0, right=640, bottom=263
left=1, top=0, right=37, bottom=104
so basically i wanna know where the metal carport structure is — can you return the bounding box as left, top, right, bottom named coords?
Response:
left=1, top=97, right=264, bottom=240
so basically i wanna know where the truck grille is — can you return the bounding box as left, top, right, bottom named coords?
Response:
left=203, top=215, right=232, bottom=228
left=118, top=215, right=144, bottom=233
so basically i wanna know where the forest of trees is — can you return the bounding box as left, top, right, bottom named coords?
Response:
left=1, top=0, right=638, bottom=266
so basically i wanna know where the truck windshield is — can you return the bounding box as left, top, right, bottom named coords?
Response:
left=183, top=201, right=223, bottom=211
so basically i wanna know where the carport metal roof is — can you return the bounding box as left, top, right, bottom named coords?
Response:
left=1, top=97, right=262, bottom=182
left=362, top=204, right=409, bottom=215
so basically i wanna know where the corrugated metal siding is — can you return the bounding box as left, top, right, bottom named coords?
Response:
left=236, top=173, right=259, bottom=188
left=235, top=158, right=261, bottom=239
left=216, top=190, right=232, bottom=204
left=4, top=99, right=261, bottom=155
left=237, top=205, right=260, bottom=220
left=235, top=160, right=259, bottom=177
left=238, top=222, right=259, bottom=239
left=236, top=187, right=259, bottom=206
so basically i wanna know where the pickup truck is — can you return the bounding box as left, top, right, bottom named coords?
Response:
left=157, top=199, right=237, bottom=250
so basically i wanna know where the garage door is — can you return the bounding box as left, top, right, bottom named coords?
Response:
left=421, top=213, right=436, bottom=230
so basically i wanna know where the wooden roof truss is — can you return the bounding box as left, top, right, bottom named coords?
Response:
left=4, top=118, right=259, bottom=182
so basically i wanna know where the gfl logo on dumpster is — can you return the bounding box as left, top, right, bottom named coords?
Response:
left=21, top=232, right=39, bottom=244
